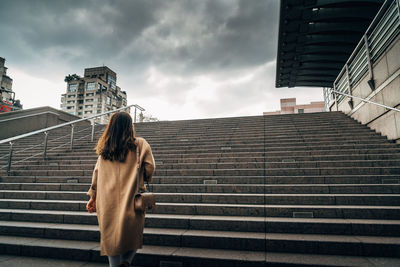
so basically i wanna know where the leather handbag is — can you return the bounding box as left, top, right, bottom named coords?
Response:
left=134, top=142, right=156, bottom=212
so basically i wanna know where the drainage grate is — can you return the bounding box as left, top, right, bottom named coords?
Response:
left=382, top=179, right=400, bottom=184
left=221, top=147, right=231, bottom=150
left=293, top=212, right=314, bottom=218
left=160, top=261, right=183, bottom=267
left=204, top=180, right=218, bottom=184
left=282, top=159, right=295, bottom=163
left=67, top=179, right=78, bottom=183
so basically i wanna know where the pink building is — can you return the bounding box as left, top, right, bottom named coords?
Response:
left=264, top=98, right=325, bottom=115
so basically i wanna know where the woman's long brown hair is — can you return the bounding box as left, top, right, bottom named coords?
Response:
left=96, top=112, right=136, bottom=162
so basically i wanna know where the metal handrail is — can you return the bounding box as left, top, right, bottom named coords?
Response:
left=332, top=0, right=400, bottom=106
left=331, top=88, right=400, bottom=113
left=0, top=104, right=141, bottom=144
left=0, top=103, right=145, bottom=175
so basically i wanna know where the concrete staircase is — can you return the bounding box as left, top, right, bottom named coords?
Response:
left=0, top=111, right=399, bottom=266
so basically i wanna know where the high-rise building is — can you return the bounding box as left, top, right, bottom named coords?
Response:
left=60, top=66, right=128, bottom=124
left=0, top=57, right=14, bottom=101
left=0, top=57, right=22, bottom=112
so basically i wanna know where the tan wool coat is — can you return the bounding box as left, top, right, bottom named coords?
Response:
left=87, top=137, right=155, bottom=256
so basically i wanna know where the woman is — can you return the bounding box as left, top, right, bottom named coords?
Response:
left=86, top=112, right=155, bottom=267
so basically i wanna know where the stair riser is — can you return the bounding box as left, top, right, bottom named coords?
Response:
left=2, top=192, right=400, bottom=206
left=1, top=184, right=399, bottom=194
left=10, top=160, right=400, bottom=171
left=5, top=167, right=400, bottom=176
left=1, top=200, right=398, bottom=219
left=1, top=213, right=399, bottom=236
left=1, top=226, right=399, bottom=257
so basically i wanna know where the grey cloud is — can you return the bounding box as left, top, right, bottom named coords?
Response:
left=0, top=0, right=278, bottom=75
left=0, top=0, right=316, bottom=121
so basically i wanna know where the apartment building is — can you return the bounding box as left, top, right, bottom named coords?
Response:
left=0, top=57, right=14, bottom=101
left=60, top=66, right=128, bottom=124
left=0, top=57, right=23, bottom=112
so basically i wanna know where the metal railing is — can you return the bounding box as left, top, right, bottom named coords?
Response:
left=0, top=104, right=145, bottom=175
left=330, top=0, right=400, bottom=107
left=329, top=88, right=400, bottom=113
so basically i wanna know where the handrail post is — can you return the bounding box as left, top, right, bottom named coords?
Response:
left=345, top=63, right=351, bottom=96
left=91, top=121, right=95, bottom=142
left=134, top=107, right=137, bottom=123
left=345, top=64, right=354, bottom=109
left=43, top=131, right=48, bottom=160
left=364, top=34, right=375, bottom=90
left=70, top=124, right=75, bottom=150
left=7, top=142, right=14, bottom=175
left=333, top=84, right=338, bottom=111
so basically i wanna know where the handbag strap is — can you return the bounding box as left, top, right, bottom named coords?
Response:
left=136, top=139, right=151, bottom=194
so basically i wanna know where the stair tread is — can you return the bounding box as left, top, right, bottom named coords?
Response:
left=1, top=210, right=400, bottom=224
left=2, top=199, right=400, bottom=208
left=1, top=182, right=400, bottom=187
left=2, top=190, right=400, bottom=196
left=1, top=221, right=400, bottom=244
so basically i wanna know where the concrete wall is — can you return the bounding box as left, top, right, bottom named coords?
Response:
left=0, top=106, right=89, bottom=140
left=333, top=34, right=400, bottom=142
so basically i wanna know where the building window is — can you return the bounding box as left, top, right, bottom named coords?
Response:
left=97, top=110, right=102, bottom=114
left=107, top=96, right=111, bottom=105
left=98, top=97, right=102, bottom=102
left=97, top=83, right=102, bottom=89
left=85, top=110, right=92, bottom=114
left=107, top=74, right=116, bottom=89
left=86, top=99, right=94, bottom=102
left=78, top=106, right=83, bottom=110
left=298, top=109, right=304, bottom=113
left=87, top=82, right=95, bottom=91
left=103, top=85, right=107, bottom=90
left=67, top=100, right=75, bottom=104
left=78, top=112, right=82, bottom=115
left=68, top=84, right=77, bottom=92
left=85, top=105, right=93, bottom=108
left=86, top=93, right=94, bottom=97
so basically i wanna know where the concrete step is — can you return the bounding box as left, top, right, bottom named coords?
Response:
left=15, top=158, right=400, bottom=171
left=13, top=153, right=400, bottom=166
left=1, top=211, right=400, bottom=236
left=2, top=175, right=399, bottom=185
left=5, top=166, right=400, bottom=177
left=1, top=199, right=400, bottom=219
left=0, top=183, right=399, bottom=194
left=11, top=249, right=398, bottom=267
left=1, top=191, right=400, bottom=205
left=0, top=254, right=108, bottom=267
left=1, top=226, right=399, bottom=257
left=0, top=235, right=267, bottom=266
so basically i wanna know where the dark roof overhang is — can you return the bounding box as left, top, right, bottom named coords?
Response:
left=276, top=0, right=384, bottom=88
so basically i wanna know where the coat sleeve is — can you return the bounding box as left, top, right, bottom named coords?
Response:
left=87, top=157, right=99, bottom=199
left=142, top=139, right=155, bottom=183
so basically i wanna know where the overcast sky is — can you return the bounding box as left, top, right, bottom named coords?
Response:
left=0, top=0, right=323, bottom=121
